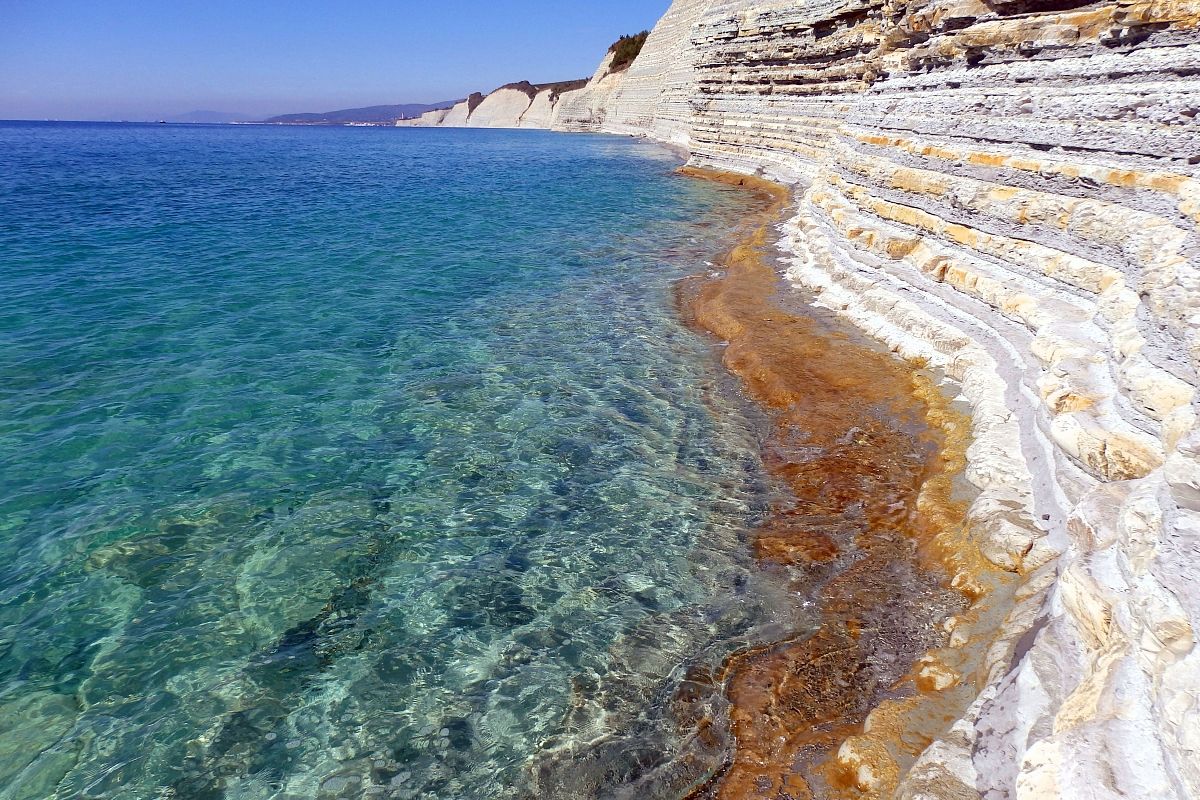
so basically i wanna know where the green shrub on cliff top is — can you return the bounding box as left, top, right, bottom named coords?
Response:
left=608, top=31, right=649, bottom=73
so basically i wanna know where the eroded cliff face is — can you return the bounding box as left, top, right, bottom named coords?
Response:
left=551, top=0, right=1200, bottom=797
left=548, top=52, right=631, bottom=132
left=395, top=84, right=582, bottom=129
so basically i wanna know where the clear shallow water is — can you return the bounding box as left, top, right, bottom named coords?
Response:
left=0, top=123, right=791, bottom=799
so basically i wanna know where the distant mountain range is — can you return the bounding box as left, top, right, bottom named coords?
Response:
left=262, top=102, right=461, bottom=125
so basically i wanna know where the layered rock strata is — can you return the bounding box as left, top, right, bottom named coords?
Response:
left=548, top=52, right=631, bottom=132
left=577, top=1, right=717, bottom=144
left=548, top=0, right=1200, bottom=797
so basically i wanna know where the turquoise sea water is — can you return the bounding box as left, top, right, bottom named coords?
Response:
left=0, top=123, right=797, bottom=799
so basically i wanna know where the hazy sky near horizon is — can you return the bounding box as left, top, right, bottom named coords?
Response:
left=0, top=0, right=668, bottom=120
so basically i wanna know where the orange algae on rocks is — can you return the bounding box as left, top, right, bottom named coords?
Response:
left=674, top=167, right=1009, bottom=799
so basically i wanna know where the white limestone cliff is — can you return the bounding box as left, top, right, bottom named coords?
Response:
left=439, top=100, right=470, bottom=127
left=548, top=52, right=629, bottom=132
left=518, top=90, right=557, bottom=128
left=550, top=0, right=1200, bottom=796
left=584, top=2, right=712, bottom=146
left=396, top=84, right=579, bottom=129
left=464, top=87, right=535, bottom=128
left=395, top=107, right=451, bottom=127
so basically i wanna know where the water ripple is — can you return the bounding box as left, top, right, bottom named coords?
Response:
left=0, top=123, right=788, bottom=799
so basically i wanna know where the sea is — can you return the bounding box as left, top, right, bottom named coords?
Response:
left=0, top=122, right=793, bottom=799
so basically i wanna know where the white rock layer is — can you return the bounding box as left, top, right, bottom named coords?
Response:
left=519, top=90, right=557, bottom=128
left=394, top=107, right=450, bottom=127
left=397, top=85, right=577, bottom=130
left=465, top=88, right=534, bottom=128
left=439, top=100, right=471, bottom=127
left=549, top=52, right=629, bottom=132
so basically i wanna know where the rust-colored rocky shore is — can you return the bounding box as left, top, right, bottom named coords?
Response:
left=673, top=169, right=1013, bottom=799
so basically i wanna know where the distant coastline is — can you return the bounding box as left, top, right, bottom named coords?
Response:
left=261, top=101, right=461, bottom=126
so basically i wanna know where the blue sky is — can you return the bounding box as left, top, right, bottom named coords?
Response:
left=0, top=1, right=668, bottom=120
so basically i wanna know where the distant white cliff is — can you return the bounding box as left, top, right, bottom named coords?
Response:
left=395, top=80, right=586, bottom=130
